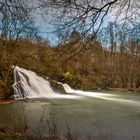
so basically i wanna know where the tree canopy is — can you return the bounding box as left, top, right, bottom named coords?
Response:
left=39, top=0, right=140, bottom=40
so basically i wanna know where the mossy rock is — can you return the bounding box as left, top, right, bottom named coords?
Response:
left=50, top=80, right=66, bottom=94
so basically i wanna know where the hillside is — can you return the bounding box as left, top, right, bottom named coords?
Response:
left=0, top=39, right=140, bottom=98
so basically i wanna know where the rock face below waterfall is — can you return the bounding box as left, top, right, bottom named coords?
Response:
left=49, top=80, right=66, bottom=94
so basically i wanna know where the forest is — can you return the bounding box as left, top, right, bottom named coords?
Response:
left=0, top=0, right=140, bottom=99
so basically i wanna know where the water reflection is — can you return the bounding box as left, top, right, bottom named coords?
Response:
left=0, top=92, right=140, bottom=139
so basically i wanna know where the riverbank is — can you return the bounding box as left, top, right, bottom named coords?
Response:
left=107, top=87, right=140, bottom=93
left=0, top=100, right=17, bottom=105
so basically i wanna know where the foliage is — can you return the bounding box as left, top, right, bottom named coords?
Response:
left=64, top=70, right=74, bottom=81
left=0, top=22, right=140, bottom=98
left=0, top=66, right=13, bottom=98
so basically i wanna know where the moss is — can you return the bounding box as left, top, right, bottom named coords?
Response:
left=64, top=70, right=74, bottom=81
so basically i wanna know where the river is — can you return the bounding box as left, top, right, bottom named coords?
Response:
left=0, top=91, right=140, bottom=140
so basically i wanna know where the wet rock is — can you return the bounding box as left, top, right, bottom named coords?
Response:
left=50, top=80, right=66, bottom=94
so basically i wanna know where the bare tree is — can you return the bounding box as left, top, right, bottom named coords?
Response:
left=39, top=0, right=139, bottom=49
left=0, top=0, right=33, bottom=41
left=0, top=0, right=35, bottom=90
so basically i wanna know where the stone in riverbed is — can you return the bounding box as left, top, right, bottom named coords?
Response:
left=49, top=80, right=66, bottom=94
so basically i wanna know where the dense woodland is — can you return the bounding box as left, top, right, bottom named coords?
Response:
left=0, top=0, right=140, bottom=98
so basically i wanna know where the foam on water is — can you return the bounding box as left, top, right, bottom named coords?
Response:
left=62, top=83, right=140, bottom=107
left=13, top=66, right=140, bottom=107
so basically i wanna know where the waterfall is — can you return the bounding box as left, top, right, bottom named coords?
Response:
left=13, top=66, right=117, bottom=100
left=13, top=66, right=140, bottom=107
left=62, top=84, right=140, bottom=107
left=13, top=66, right=80, bottom=100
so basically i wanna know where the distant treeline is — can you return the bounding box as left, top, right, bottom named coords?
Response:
left=0, top=18, right=140, bottom=98
left=0, top=24, right=140, bottom=98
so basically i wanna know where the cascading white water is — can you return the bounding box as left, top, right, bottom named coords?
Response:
left=13, top=66, right=117, bottom=100
left=13, top=66, right=80, bottom=100
left=62, top=84, right=140, bottom=107
left=13, top=66, right=140, bottom=107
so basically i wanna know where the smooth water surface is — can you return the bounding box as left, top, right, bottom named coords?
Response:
left=0, top=91, right=140, bottom=140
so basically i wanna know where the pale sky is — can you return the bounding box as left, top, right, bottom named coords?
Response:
left=32, top=0, right=140, bottom=46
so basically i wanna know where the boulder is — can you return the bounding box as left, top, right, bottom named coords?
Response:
left=49, top=80, right=66, bottom=94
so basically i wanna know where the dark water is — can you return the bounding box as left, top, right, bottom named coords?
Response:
left=0, top=91, right=140, bottom=140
